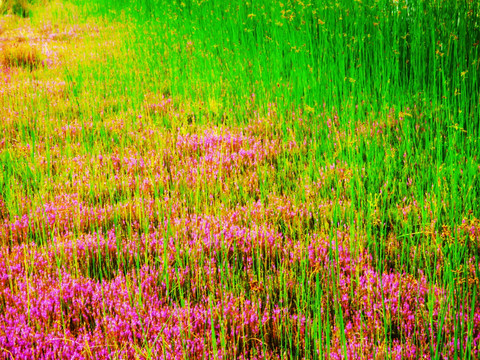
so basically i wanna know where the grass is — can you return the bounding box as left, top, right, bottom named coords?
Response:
left=0, top=0, right=479, bottom=358
left=0, top=41, right=44, bottom=68
left=0, top=0, right=34, bottom=17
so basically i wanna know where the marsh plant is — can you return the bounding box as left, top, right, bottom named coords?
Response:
left=0, top=0, right=32, bottom=17
left=1, top=42, right=44, bottom=68
left=0, top=0, right=479, bottom=359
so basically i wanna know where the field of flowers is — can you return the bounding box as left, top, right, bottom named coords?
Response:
left=0, top=0, right=479, bottom=358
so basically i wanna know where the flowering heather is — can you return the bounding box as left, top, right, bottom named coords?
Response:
left=1, top=0, right=480, bottom=359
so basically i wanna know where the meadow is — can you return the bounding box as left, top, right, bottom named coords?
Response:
left=0, top=0, right=479, bottom=358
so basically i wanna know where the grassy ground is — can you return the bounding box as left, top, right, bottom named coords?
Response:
left=0, top=0, right=480, bottom=358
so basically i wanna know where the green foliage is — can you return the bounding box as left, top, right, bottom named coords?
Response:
left=86, top=0, right=480, bottom=128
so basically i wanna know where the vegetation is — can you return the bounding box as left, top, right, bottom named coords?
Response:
left=1, top=42, right=44, bottom=68
left=1, top=0, right=34, bottom=17
left=0, top=0, right=479, bottom=358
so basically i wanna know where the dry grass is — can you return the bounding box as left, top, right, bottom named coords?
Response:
left=0, top=0, right=32, bottom=18
left=0, top=41, right=43, bottom=69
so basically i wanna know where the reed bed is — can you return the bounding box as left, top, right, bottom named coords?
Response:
left=0, top=0, right=479, bottom=358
